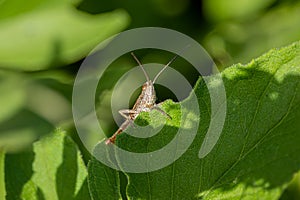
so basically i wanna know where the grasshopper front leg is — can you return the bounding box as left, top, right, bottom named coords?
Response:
left=119, top=109, right=139, bottom=127
left=152, top=104, right=172, bottom=119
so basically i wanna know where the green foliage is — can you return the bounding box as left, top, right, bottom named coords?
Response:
left=89, top=41, right=300, bottom=199
left=0, top=70, right=76, bottom=152
left=280, top=172, right=300, bottom=200
left=88, top=153, right=121, bottom=199
left=0, top=0, right=130, bottom=152
left=204, top=2, right=300, bottom=68
left=0, top=0, right=129, bottom=70
left=203, top=0, right=276, bottom=21
left=0, top=151, right=5, bottom=199
left=4, top=129, right=90, bottom=200
left=1, top=0, right=300, bottom=199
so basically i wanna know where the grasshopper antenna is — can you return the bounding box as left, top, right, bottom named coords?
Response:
left=131, top=52, right=150, bottom=82
left=153, top=44, right=190, bottom=84
left=153, top=54, right=179, bottom=84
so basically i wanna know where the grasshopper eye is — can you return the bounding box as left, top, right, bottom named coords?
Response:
left=142, top=84, right=147, bottom=90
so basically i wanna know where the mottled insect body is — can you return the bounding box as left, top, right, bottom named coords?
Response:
left=106, top=52, right=178, bottom=144
left=133, top=81, right=156, bottom=112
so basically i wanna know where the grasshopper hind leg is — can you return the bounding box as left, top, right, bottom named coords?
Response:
left=105, top=109, right=138, bottom=144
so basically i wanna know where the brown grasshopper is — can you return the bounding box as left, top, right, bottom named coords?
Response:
left=105, top=52, right=179, bottom=144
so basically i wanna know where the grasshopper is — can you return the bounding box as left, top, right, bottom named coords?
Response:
left=105, top=52, right=179, bottom=144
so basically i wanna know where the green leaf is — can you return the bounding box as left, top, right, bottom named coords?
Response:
left=5, top=147, right=35, bottom=200
left=5, top=129, right=90, bottom=200
left=0, top=71, right=26, bottom=123
left=203, top=0, right=275, bottom=21
left=0, top=0, right=130, bottom=70
left=0, top=70, right=73, bottom=152
left=0, top=109, right=54, bottom=152
left=280, top=171, right=300, bottom=199
left=88, top=41, right=300, bottom=199
left=205, top=3, right=300, bottom=67
left=88, top=150, right=122, bottom=200
left=0, top=151, right=5, bottom=199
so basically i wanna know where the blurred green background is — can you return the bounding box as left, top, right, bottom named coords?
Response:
left=1, top=0, right=300, bottom=198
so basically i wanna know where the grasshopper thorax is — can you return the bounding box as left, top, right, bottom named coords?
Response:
left=141, top=80, right=156, bottom=105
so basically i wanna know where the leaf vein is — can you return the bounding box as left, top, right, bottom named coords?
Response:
left=204, top=75, right=299, bottom=197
